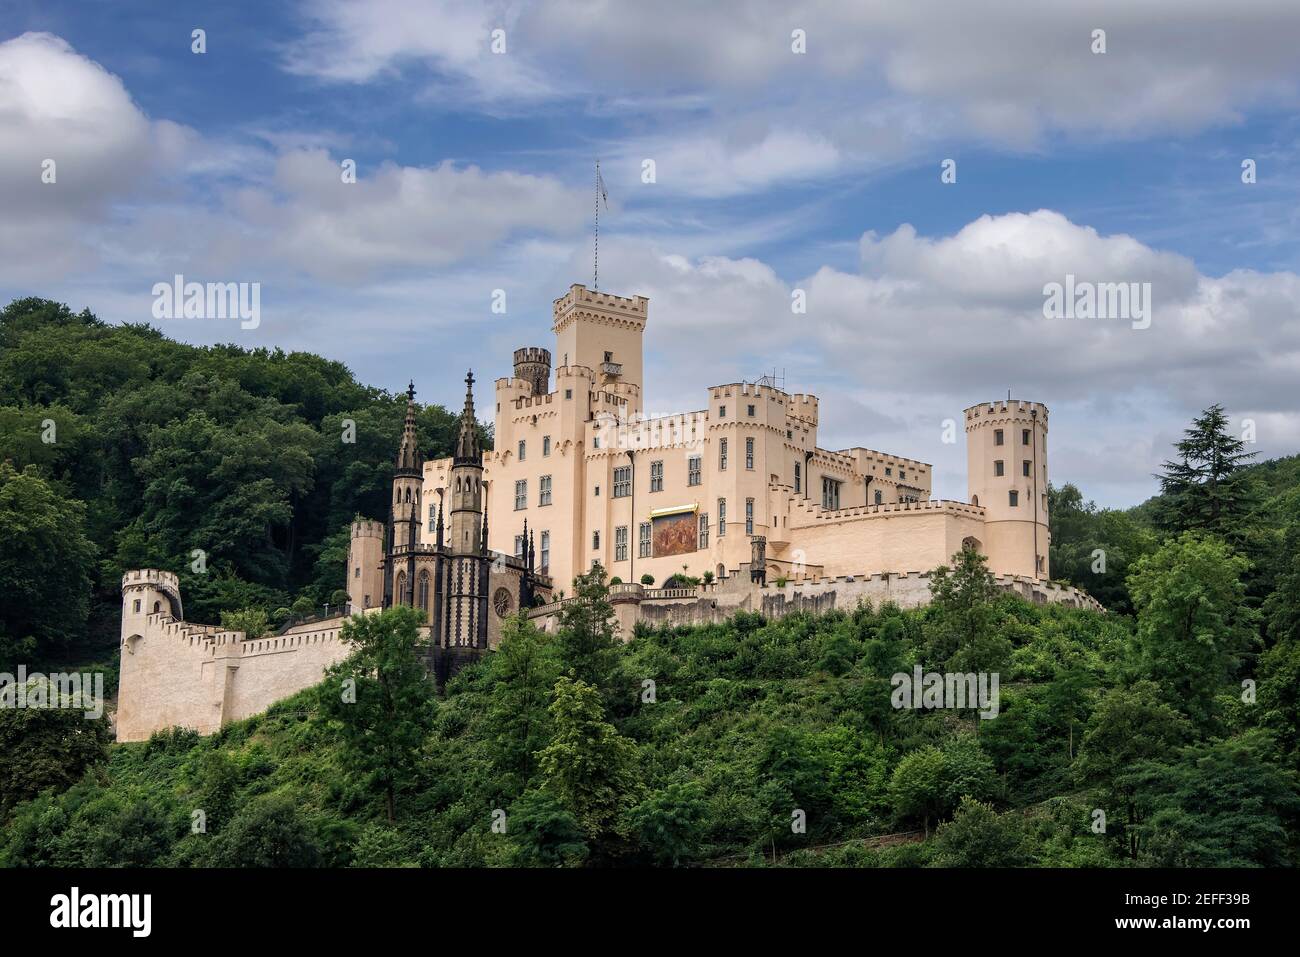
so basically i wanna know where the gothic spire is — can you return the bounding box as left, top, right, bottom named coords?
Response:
left=454, top=370, right=482, bottom=466
left=395, top=379, right=423, bottom=475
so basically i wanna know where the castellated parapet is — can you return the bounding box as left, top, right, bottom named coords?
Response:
left=116, top=570, right=355, bottom=742
left=513, top=346, right=551, bottom=397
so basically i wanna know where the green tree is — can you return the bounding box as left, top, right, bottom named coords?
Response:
left=1127, top=532, right=1257, bottom=729
left=889, top=746, right=947, bottom=836
left=555, top=564, right=622, bottom=695
left=627, top=782, right=707, bottom=866
left=1156, top=403, right=1259, bottom=537
left=536, top=675, right=640, bottom=843
left=318, top=606, right=434, bottom=822
left=0, top=462, right=97, bottom=668
left=1074, top=683, right=1190, bottom=860
left=220, top=606, right=269, bottom=639
left=482, top=615, right=562, bottom=793
left=932, top=796, right=1031, bottom=867
left=0, top=676, right=111, bottom=820
left=206, top=794, right=323, bottom=867
left=925, top=545, right=1009, bottom=672
left=505, top=789, right=588, bottom=867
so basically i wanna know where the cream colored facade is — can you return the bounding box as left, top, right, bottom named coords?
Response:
left=429, top=283, right=1050, bottom=593
left=116, top=282, right=1061, bottom=742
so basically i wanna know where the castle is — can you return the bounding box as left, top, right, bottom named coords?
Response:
left=115, top=283, right=1098, bottom=742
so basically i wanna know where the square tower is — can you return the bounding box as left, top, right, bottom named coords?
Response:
left=552, top=284, right=647, bottom=415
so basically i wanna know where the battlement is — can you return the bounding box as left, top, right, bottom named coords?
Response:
left=787, top=393, right=820, bottom=424
left=791, top=497, right=987, bottom=523
left=121, top=568, right=179, bottom=592
left=552, top=283, right=648, bottom=330
left=351, top=519, right=384, bottom=540
left=513, top=346, right=551, bottom=365
left=964, top=399, right=1049, bottom=428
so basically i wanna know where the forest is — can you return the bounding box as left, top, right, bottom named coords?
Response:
left=0, top=296, right=1297, bottom=867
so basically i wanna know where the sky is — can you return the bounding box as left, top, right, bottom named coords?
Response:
left=1, top=0, right=1298, bottom=507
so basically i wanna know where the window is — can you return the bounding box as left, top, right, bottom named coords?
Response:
left=822, top=476, right=841, bottom=510
left=794, top=461, right=801, bottom=492
left=594, top=485, right=600, bottom=496
left=565, top=389, right=573, bottom=399
left=650, top=460, right=664, bottom=492
left=592, top=530, right=600, bottom=550
left=543, top=435, right=551, bottom=456
left=354, top=566, right=360, bottom=578
left=747, top=404, right=755, bottom=417
left=514, top=534, right=526, bottom=559
left=639, top=522, right=651, bottom=557
left=874, top=490, right=883, bottom=505
left=514, top=479, right=527, bottom=510
left=719, top=405, right=726, bottom=417
left=688, top=455, right=702, bottom=486
left=604, top=350, right=613, bottom=363
left=133, top=599, right=141, bottom=613
left=699, top=513, right=709, bottom=548
left=718, top=499, right=727, bottom=536
left=540, top=531, right=550, bottom=569
left=1009, top=490, right=1019, bottom=507
left=994, top=460, right=1004, bottom=477
left=719, top=438, right=728, bottom=470
left=745, top=498, right=754, bottom=535
left=1022, top=460, right=1031, bottom=477
left=518, top=439, right=526, bottom=461
left=418, top=571, right=430, bottom=611
left=745, top=437, right=754, bottom=470
left=613, top=466, right=631, bottom=497
left=615, top=526, right=628, bottom=562
left=1022, top=429, right=1031, bottom=446
left=900, top=470, right=906, bottom=481
left=593, top=434, right=600, bottom=449
left=428, top=503, right=435, bottom=532
left=995, top=429, right=1004, bottom=446
left=539, top=474, right=552, bottom=506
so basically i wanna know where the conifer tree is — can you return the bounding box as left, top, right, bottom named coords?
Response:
left=1156, top=404, right=1258, bottom=536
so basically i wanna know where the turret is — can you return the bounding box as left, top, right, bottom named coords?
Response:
left=449, top=370, right=485, bottom=555
left=347, top=520, right=384, bottom=610
left=513, top=346, right=551, bottom=397
left=964, top=399, right=1050, bottom=578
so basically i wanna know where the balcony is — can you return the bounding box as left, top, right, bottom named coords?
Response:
left=600, top=361, right=623, bottom=377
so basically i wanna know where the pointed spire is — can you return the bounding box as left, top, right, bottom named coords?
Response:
left=395, top=380, right=423, bottom=475
left=454, top=370, right=482, bottom=465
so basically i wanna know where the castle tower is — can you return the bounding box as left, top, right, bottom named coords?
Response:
left=348, top=520, right=384, bottom=610
left=386, top=381, right=424, bottom=606
left=117, top=569, right=184, bottom=736
left=964, top=399, right=1050, bottom=579
left=513, top=346, right=551, bottom=397
left=449, top=371, right=484, bottom=555
left=552, top=284, right=647, bottom=416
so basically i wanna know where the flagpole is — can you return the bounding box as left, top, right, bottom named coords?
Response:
left=594, top=158, right=600, bottom=290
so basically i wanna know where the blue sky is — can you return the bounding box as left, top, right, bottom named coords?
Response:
left=2, top=0, right=1298, bottom=507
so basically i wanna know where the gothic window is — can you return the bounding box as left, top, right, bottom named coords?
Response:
left=417, top=571, right=430, bottom=611
left=540, top=531, right=550, bottom=570
left=650, top=460, right=663, bottom=492
left=747, top=404, right=755, bottom=417
left=543, top=435, right=551, bottom=456
left=518, top=439, right=526, bottom=461
left=794, top=461, right=801, bottom=493
left=592, top=530, right=600, bottom=550
left=719, top=438, right=728, bottom=471
left=515, top=479, right=527, bottom=510
left=396, top=571, right=407, bottom=606
left=638, top=522, right=651, bottom=558
left=615, top=526, right=628, bottom=562
left=688, top=456, right=702, bottom=486
left=539, top=474, right=552, bottom=506
left=699, top=513, right=709, bottom=548
left=515, top=534, right=526, bottom=558
left=613, top=466, right=631, bottom=497
left=745, top=498, right=754, bottom=535
left=875, top=490, right=883, bottom=504
left=718, top=499, right=726, bottom=536
left=745, top=438, right=754, bottom=470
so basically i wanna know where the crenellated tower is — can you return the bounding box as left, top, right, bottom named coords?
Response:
left=964, top=399, right=1050, bottom=579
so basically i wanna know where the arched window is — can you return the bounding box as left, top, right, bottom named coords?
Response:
left=417, top=570, right=430, bottom=612
left=152, top=601, right=161, bottom=614
left=395, top=571, right=407, bottom=606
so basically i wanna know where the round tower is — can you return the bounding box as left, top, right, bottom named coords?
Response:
left=348, top=520, right=385, bottom=610
left=964, top=399, right=1049, bottom=579
left=513, top=346, right=551, bottom=397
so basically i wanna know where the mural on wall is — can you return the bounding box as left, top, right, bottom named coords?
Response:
left=652, top=510, right=698, bottom=557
